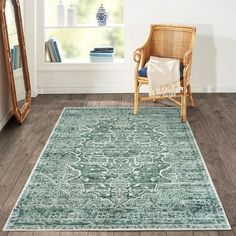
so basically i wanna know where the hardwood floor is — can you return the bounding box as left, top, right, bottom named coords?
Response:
left=0, top=93, right=236, bottom=236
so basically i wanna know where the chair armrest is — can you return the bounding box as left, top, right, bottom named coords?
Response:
left=133, top=48, right=143, bottom=64
left=183, top=50, right=193, bottom=87
left=133, top=48, right=145, bottom=76
left=183, top=50, right=192, bottom=67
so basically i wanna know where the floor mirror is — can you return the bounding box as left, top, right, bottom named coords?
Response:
left=0, top=0, right=31, bottom=124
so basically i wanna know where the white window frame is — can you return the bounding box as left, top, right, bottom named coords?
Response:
left=37, top=0, right=127, bottom=71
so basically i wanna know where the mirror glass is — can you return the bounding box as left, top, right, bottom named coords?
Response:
left=5, top=0, right=25, bottom=108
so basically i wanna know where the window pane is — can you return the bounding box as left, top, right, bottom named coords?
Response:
left=45, top=0, right=123, bottom=26
left=46, top=28, right=124, bottom=60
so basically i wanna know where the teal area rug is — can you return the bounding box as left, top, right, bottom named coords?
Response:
left=4, top=108, right=230, bottom=231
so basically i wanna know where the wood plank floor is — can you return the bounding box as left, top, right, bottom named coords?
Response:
left=0, top=94, right=235, bottom=236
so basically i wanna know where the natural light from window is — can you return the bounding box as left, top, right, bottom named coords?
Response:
left=44, top=0, right=124, bottom=62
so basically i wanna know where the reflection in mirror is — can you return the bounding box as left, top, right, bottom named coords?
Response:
left=5, top=0, right=25, bottom=108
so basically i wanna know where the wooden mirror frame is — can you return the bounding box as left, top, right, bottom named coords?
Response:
left=0, top=0, right=31, bottom=124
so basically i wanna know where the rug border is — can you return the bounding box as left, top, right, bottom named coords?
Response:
left=186, top=122, right=231, bottom=230
left=3, top=108, right=67, bottom=232
left=3, top=107, right=231, bottom=231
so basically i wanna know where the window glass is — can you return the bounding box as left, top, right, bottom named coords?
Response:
left=45, top=0, right=123, bottom=26
left=46, top=28, right=124, bottom=60
left=44, top=0, right=124, bottom=61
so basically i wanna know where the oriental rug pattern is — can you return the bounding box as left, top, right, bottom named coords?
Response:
left=4, top=108, right=230, bottom=230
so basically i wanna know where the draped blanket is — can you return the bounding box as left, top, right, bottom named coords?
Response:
left=147, top=56, right=181, bottom=97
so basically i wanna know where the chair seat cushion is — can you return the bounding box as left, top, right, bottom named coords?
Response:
left=138, top=63, right=184, bottom=80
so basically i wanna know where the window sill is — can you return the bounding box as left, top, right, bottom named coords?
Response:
left=38, top=58, right=129, bottom=72
left=44, top=24, right=124, bottom=29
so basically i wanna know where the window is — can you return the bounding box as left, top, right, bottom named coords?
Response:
left=44, top=0, right=124, bottom=62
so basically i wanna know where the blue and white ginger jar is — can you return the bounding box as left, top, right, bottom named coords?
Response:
left=96, top=4, right=108, bottom=26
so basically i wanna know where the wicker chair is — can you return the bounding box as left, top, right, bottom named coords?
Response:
left=134, top=24, right=196, bottom=122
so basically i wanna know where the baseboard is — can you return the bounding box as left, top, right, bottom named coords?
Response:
left=0, top=110, right=12, bottom=132
left=37, top=86, right=236, bottom=94
left=192, top=86, right=236, bottom=93
left=37, top=87, right=134, bottom=94
left=32, top=89, right=39, bottom=97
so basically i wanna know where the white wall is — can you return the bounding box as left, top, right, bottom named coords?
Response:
left=0, top=29, right=12, bottom=130
left=33, top=0, right=236, bottom=94
left=24, top=0, right=37, bottom=96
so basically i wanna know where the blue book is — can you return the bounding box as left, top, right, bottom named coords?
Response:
left=52, top=39, right=62, bottom=62
left=15, top=45, right=21, bottom=69
left=10, top=48, right=14, bottom=69
left=94, top=46, right=114, bottom=51
left=91, top=49, right=114, bottom=53
left=46, top=40, right=56, bottom=62
left=13, top=45, right=18, bottom=70
left=90, top=57, right=114, bottom=62
left=49, top=39, right=60, bottom=62
left=90, top=52, right=114, bottom=57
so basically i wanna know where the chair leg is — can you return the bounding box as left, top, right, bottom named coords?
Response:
left=188, top=85, right=195, bottom=108
left=134, top=82, right=139, bottom=115
left=181, top=92, right=187, bottom=123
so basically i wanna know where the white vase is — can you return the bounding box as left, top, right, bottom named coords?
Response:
left=57, top=0, right=65, bottom=27
left=67, top=2, right=77, bottom=27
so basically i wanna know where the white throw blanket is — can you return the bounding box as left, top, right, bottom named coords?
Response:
left=147, top=56, right=181, bottom=97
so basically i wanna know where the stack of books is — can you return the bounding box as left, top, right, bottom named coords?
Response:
left=11, top=45, right=21, bottom=70
left=45, top=38, right=63, bottom=63
left=90, top=46, right=115, bottom=62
